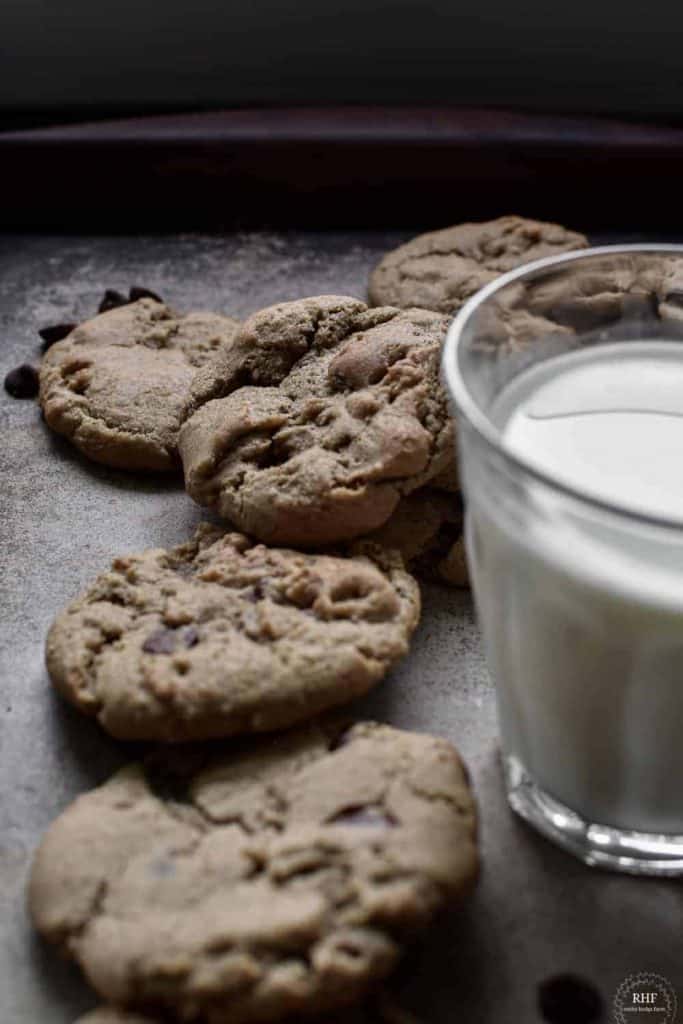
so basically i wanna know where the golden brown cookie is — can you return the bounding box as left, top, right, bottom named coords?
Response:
left=39, top=299, right=239, bottom=471
left=32, top=721, right=478, bottom=1023
left=368, top=216, right=588, bottom=315
left=180, top=297, right=453, bottom=546
left=46, top=525, right=420, bottom=741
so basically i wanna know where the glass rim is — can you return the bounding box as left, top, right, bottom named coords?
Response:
left=441, top=243, right=683, bottom=531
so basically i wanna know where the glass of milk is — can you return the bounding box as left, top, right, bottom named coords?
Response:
left=442, top=245, right=683, bottom=875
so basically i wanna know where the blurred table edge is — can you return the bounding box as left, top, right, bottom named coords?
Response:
left=2, top=106, right=683, bottom=232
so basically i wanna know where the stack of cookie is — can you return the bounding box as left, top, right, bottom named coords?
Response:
left=28, top=215, right=587, bottom=1023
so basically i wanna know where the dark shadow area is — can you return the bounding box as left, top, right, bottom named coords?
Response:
left=43, top=429, right=186, bottom=495
left=46, top=679, right=142, bottom=788
left=27, top=929, right=96, bottom=1023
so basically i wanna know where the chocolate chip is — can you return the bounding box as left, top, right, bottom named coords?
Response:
left=328, top=726, right=354, bottom=750
left=244, top=582, right=264, bottom=603
left=182, top=625, right=200, bottom=648
left=330, top=805, right=397, bottom=828
left=144, top=762, right=193, bottom=804
left=98, top=289, right=128, bottom=314
left=4, top=364, right=39, bottom=399
left=142, top=628, right=178, bottom=654
left=129, top=285, right=162, bottom=303
left=538, top=974, right=603, bottom=1024
left=38, top=323, right=77, bottom=351
left=664, top=289, right=683, bottom=308
left=142, top=625, right=199, bottom=654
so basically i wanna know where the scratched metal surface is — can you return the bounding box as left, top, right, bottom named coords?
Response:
left=0, top=232, right=680, bottom=1024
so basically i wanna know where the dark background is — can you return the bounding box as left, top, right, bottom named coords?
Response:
left=2, top=0, right=683, bottom=128
left=3, top=2, right=683, bottom=231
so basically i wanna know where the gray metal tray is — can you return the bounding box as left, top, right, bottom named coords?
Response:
left=1, top=232, right=680, bottom=1023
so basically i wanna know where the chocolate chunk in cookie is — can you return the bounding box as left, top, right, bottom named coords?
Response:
left=31, top=721, right=478, bottom=1023
left=98, top=289, right=129, bottom=313
left=39, top=299, right=240, bottom=471
left=39, top=323, right=78, bottom=351
left=180, top=297, right=454, bottom=546
left=368, top=216, right=588, bottom=315
left=129, top=285, right=163, bottom=303
left=46, top=524, right=420, bottom=741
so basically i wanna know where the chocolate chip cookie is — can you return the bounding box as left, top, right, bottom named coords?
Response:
left=75, top=997, right=419, bottom=1024
left=31, top=721, right=478, bottom=1023
left=368, top=216, right=588, bottom=315
left=46, top=524, right=420, bottom=741
left=180, top=297, right=453, bottom=546
left=39, top=299, right=239, bottom=471
left=368, top=490, right=469, bottom=588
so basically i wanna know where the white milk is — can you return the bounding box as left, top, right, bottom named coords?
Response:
left=469, top=341, right=683, bottom=833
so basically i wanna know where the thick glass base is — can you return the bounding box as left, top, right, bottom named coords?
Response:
left=504, top=755, right=683, bottom=877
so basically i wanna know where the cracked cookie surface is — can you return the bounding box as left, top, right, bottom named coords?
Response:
left=46, top=524, right=420, bottom=741
left=39, top=299, right=240, bottom=471
left=368, top=216, right=588, bottom=315
left=179, top=297, right=453, bottom=546
left=32, top=721, right=478, bottom=1023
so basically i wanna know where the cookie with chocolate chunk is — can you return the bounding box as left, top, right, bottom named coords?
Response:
left=32, top=721, right=477, bottom=1023
left=39, top=299, right=239, bottom=471
left=368, top=216, right=588, bottom=315
left=46, top=524, right=419, bottom=741
left=180, top=297, right=453, bottom=546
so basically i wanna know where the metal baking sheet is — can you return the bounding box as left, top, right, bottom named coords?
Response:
left=1, top=231, right=680, bottom=1024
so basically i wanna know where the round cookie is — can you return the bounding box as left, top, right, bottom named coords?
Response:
left=74, top=1001, right=416, bottom=1024
left=31, top=721, right=478, bottom=1023
left=46, top=524, right=420, bottom=741
left=366, top=490, right=469, bottom=588
left=368, top=216, right=588, bottom=315
left=39, top=299, right=240, bottom=471
left=74, top=999, right=415, bottom=1024
left=180, top=297, right=453, bottom=546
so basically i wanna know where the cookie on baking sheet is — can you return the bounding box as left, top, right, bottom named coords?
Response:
left=368, top=216, right=588, bottom=315
left=39, top=299, right=239, bottom=471
left=368, top=490, right=469, bottom=589
left=75, top=996, right=420, bottom=1024
left=31, top=721, right=478, bottom=1023
left=46, top=524, right=420, bottom=741
left=180, top=297, right=453, bottom=547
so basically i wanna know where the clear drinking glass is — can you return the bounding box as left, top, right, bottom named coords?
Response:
left=442, top=245, right=683, bottom=876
